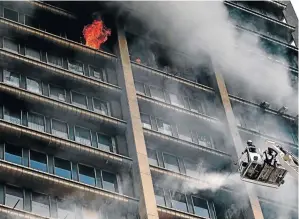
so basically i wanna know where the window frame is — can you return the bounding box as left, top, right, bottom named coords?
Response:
left=176, top=125, right=193, bottom=142
left=74, top=125, right=92, bottom=146
left=191, top=195, right=211, bottom=218
left=24, top=46, right=41, bottom=61
left=134, top=80, right=146, bottom=95
left=100, top=169, right=119, bottom=193
left=149, top=85, right=166, bottom=102
left=170, top=191, right=189, bottom=212
left=96, top=131, right=114, bottom=152
left=154, top=187, right=166, bottom=207
left=92, top=97, right=110, bottom=116
left=50, top=118, right=69, bottom=139
left=53, top=156, right=73, bottom=180
left=146, top=147, right=159, bottom=166
left=155, top=117, right=173, bottom=136
left=196, top=130, right=214, bottom=148
left=3, top=105, right=22, bottom=125
left=46, top=52, right=63, bottom=68
left=70, top=90, right=88, bottom=109
left=3, top=37, right=19, bottom=54
left=56, top=197, right=77, bottom=219
left=67, top=59, right=84, bottom=75
left=48, top=83, right=67, bottom=102
left=4, top=184, right=25, bottom=210
left=4, top=143, right=23, bottom=165
left=29, top=149, right=49, bottom=173
left=30, top=192, right=51, bottom=217
left=162, top=152, right=181, bottom=173
left=88, top=65, right=107, bottom=82
left=3, top=69, right=21, bottom=87
left=26, top=111, right=46, bottom=132
left=3, top=7, right=19, bottom=22
left=140, top=113, right=152, bottom=130
left=168, top=92, right=185, bottom=108
left=25, top=76, right=43, bottom=95
left=77, top=163, right=97, bottom=187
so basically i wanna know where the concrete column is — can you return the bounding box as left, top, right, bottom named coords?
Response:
left=214, top=71, right=264, bottom=219
left=117, top=27, right=159, bottom=219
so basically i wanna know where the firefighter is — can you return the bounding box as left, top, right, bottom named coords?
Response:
left=264, top=147, right=278, bottom=167
left=242, top=140, right=256, bottom=155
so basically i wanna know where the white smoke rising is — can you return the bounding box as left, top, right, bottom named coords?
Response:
left=119, top=1, right=297, bottom=115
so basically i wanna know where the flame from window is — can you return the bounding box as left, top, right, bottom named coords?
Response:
left=82, top=20, right=111, bottom=50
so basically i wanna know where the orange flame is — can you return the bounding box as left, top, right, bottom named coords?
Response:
left=82, top=20, right=111, bottom=50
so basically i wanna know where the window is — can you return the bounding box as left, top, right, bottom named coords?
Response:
left=163, top=153, right=180, bottom=173
left=177, top=126, right=192, bottom=142
left=154, top=187, right=166, bottom=206
left=78, top=164, right=95, bottom=186
left=75, top=126, right=91, bottom=146
left=157, top=119, right=172, bottom=136
left=5, top=144, right=22, bottom=165
left=28, top=112, right=45, bottom=132
left=54, top=157, right=71, bottom=179
left=49, top=84, right=66, bottom=102
left=147, top=148, right=158, bottom=166
left=102, top=171, right=118, bottom=192
left=52, top=119, right=68, bottom=139
left=171, top=192, right=188, bottom=212
left=4, top=8, right=18, bottom=22
left=141, top=114, right=152, bottom=129
left=25, top=47, right=40, bottom=60
left=4, top=107, right=21, bottom=125
left=189, top=100, right=204, bottom=114
left=93, top=98, right=109, bottom=115
left=5, top=186, right=23, bottom=210
left=47, top=53, right=63, bottom=67
left=26, top=78, right=42, bottom=94
left=149, top=87, right=165, bottom=102
left=57, top=201, right=76, bottom=219
left=31, top=193, right=50, bottom=217
left=30, top=150, right=47, bottom=172
left=192, top=197, right=210, bottom=218
left=24, top=15, right=39, bottom=29
left=197, top=133, right=212, bottom=148
left=3, top=70, right=20, bottom=87
left=71, top=92, right=87, bottom=109
left=3, top=38, right=18, bottom=53
left=68, top=60, right=84, bottom=75
left=184, top=160, right=198, bottom=178
left=135, top=81, right=145, bottom=94
left=89, top=66, right=106, bottom=81
left=97, top=133, right=113, bottom=152
left=169, top=93, right=184, bottom=108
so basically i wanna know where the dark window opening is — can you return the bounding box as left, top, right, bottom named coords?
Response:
left=4, top=8, right=18, bottom=22
left=54, top=157, right=71, bottom=179
left=5, top=144, right=22, bottom=165
left=78, top=164, right=95, bottom=186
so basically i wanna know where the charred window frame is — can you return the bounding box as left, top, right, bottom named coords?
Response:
left=3, top=69, right=20, bottom=87
left=24, top=14, right=40, bottom=29
left=3, top=7, right=19, bottom=22
left=3, top=37, right=19, bottom=54
left=67, top=59, right=84, bottom=75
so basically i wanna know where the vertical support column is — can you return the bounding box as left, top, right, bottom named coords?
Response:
left=117, top=27, right=159, bottom=219
left=214, top=71, right=264, bottom=219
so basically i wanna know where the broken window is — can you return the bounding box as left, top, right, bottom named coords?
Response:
left=5, top=185, right=23, bottom=210
left=47, top=53, right=63, bottom=67
left=68, top=60, right=84, bottom=75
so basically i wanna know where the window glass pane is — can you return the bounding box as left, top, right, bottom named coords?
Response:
left=47, top=53, right=62, bottom=67
left=52, top=119, right=68, bottom=139
left=24, top=15, right=39, bottom=29
left=78, top=164, right=95, bottom=186
left=26, top=78, right=42, bottom=94
left=54, top=157, right=71, bottom=179
left=154, top=187, right=165, bottom=206
left=4, top=8, right=18, bottom=22
left=5, top=186, right=23, bottom=210
left=164, top=154, right=180, bottom=173
left=169, top=93, right=184, bottom=108
left=4, top=107, right=21, bottom=125
left=141, top=114, right=152, bottom=129
left=28, top=112, right=45, bottom=132
left=49, top=85, right=66, bottom=102
left=157, top=119, right=172, bottom=136
left=5, top=144, right=22, bottom=165
left=172, top=192, right=188, bottom=212
left=75, top=126, right=91, bottom=146
left=3, top=70, right=20, bottom=87
left=57, top=201, right=76, bottom=219
left=3, top=38, right=18, bottom=53
left=184, top=161, right=198, bottom=178
left=93, top=99, right=108, bottom=115
left=147, top=148, right=158, bottom=166
left=90, top=66, right=105, bottom=81
left=25, top=47, right=40, bottom=60
left=135, top=82, right=145, bottom=94
left=68, top=60, right=83, bottom=75
left=177, top=126, right=192, bottom=142
left=102, top=171, right=118, bottom=192
left=30, top=150, right=47, bottom=172
left=198, top=132, right=212, bottom=148
left=192, top=197, right=210, bottom=218
left=150, top=87, right=165, bottom=102
left=97, top=133, right=112, bottom=152
left=31, top=193, right=50, bottom=217
left=72, top=92, right=87, bottom=109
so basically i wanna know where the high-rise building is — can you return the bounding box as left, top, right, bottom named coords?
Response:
left=0, top=1, right=297, bottom=219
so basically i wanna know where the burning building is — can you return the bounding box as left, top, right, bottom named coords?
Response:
left=0, top=1, right=297, bottom=219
